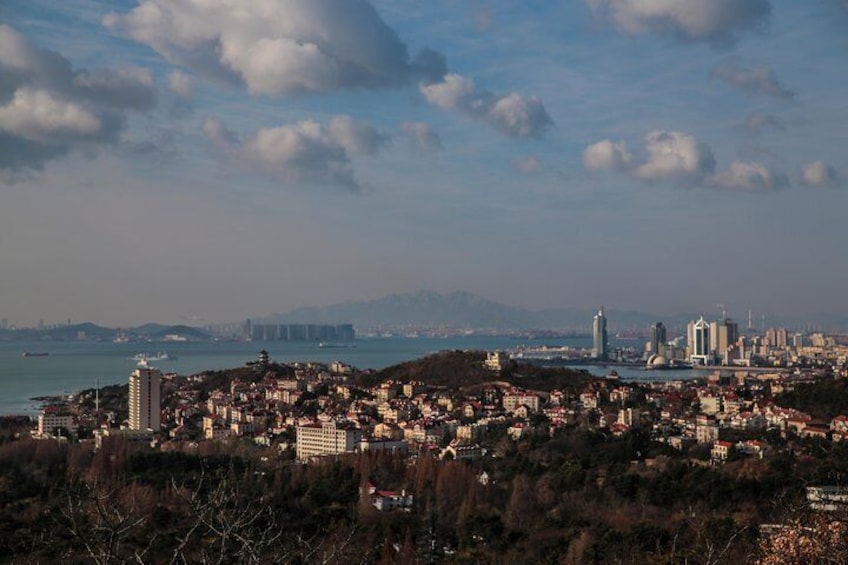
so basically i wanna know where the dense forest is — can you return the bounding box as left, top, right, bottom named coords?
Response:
left=1, top=415, right=847, bottom=563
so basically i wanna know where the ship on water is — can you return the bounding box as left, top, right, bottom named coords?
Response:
left=22, top=352, right=49, bottom=357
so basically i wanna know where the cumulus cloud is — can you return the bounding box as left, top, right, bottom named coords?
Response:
left=633, top=130, right=716, bottom=184
left=713, top=61, right=794, bottom=100
left=582, top=129, right=786, bottom=193
left=0, top=25, right=155, bottom=177
left=582, top=139, right=633, bottom=171
left=586, top=0, right=771, bottom=45
left=0, top=88, right=103, bottom=142
left=400, top=121, right=442, bottom=153
left=202, top=115, right=386, bottom=191
left=104, top=0, right=446, bottom=96
left=735, top=111, right=785, bottom=135
left=708, top=160, right=788, bottom=192
left=420, top=74, right=553, bottom=138
left=801, top=160, right=840, bottom=187
left=326, top=115, right=388, bottom=156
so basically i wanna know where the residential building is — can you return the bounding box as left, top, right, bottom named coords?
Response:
left=129, top=366, right=161, bottom=431
left=296, top=421, right=361, bottom=459
left=37, top=407, right=76, bottom=438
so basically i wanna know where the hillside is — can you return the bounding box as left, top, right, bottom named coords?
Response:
left=359, top=349, right=596, bottom=392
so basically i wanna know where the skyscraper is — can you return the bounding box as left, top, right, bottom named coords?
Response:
left=710, top=319, right=739, bottom=362
left=129, top=366, right=161, bottom=431
left=650, top=322, right=667, bottom=355
left=688, top=316, right=711, bottom=366
left=592, top=307, right=609, bottom=361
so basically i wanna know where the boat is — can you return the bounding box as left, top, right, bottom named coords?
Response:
left=22, top=352, right=49, bottom=357
left=318, top=342, right=357, bottom=349
left=130, top=352, right=176, bottom=362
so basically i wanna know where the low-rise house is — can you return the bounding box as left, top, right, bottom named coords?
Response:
left=736, top=440, right=768, bottom=459
left=441, top=440, right=484, bottom=460
left=711, top=440, right=734, bottom=462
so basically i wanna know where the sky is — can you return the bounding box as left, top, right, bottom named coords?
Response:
left=1, top=0, right=847, bottom=327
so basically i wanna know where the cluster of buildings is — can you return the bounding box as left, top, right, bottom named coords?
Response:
left=30, top=323, right=848, bottom=491
left=590, top=307, right=845, bottom=369
left=244, top=322, right=355, bottom=343
left=641, top=366, right=848, bottom=463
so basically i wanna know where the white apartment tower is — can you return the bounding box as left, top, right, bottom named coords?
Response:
left=688, top=316, right=712, bottom=366
left=592, top=307, right=609, bottom=361
left=129, top=366, right=162, bottom=431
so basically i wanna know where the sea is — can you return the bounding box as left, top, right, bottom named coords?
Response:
left=0, top=336, right=701, bottom=416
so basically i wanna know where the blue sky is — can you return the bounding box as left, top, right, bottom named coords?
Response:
left=1, top=0, right=846, bottom=326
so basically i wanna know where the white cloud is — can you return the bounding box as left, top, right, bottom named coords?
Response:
left=0, top=88, right=107, bottom=145
left=582, top=139, right=633, bottom=171
left=168, top=71, right=193, bottom=99
left=203, top=115, right=386, bottom=191
left=326, top=115, right=387, bottom=156
left=586, top=0, right=772, bottom=45
left=104, top=0, right=446, bottom=96
left=582, top=130, right=787, bottom=193
left=0, top=25, right=155, bottom=177
left=400, top=122, right=442, bottom=153
left=513, top=156, right=543, bottom=175
left=801, top=160, right=840, bottom=187
left=633, top=130, right=715, bottom=184
left=420, top=73, right=552, bottom=138
left=0, top=24, right=72, bottom=88
left=708, top=160, right=788, bottom=192
left=713, top=62, right=794, bottom=100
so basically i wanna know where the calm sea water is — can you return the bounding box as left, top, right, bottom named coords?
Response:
left=0, top=336, right=697, bottom=415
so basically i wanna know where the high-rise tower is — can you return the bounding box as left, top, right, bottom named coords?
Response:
left=688, top=316, right=711, bottom=366
left=650, top=322, right=667, bottom=355
left=592, top=307, right=609, bottom=361
left=129, top=365, right=161, bottom=431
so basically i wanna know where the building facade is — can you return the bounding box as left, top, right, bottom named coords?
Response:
left=688, top=316, right=711, bottom=365
left=296, top=422, right=361, bottom=459
left=592, top=307, right=609, bottom=361
left=650, top=322, right=667, bottom=355
left=129, top=366, right=162, bottom=431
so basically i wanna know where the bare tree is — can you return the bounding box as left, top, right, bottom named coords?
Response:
left=53, top=481, right=156, bottom=565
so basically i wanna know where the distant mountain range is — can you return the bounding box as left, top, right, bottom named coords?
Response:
left=0, top=322, right=209, bottom=342
left=257, top=290, right=848, bottom=333
left=258, top=290, right=673, bottom=333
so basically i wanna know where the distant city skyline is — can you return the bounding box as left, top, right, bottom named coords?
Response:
left=1, top=1, right=847, bottom=327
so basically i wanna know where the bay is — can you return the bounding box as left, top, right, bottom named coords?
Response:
left=0, top=336, right=701, bottom=416
left=0, top=336, right=570, bottom=415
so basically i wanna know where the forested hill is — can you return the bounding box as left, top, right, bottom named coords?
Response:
left=777, top=377, right=848, bottom=420
left=359, top=350, right=596, bottom=392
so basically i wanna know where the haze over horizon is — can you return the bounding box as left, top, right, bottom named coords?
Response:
left=2, top=1, right=847, bottom=327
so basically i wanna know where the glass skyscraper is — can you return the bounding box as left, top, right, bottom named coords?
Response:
left=592, top=307, right=608, bottom=361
